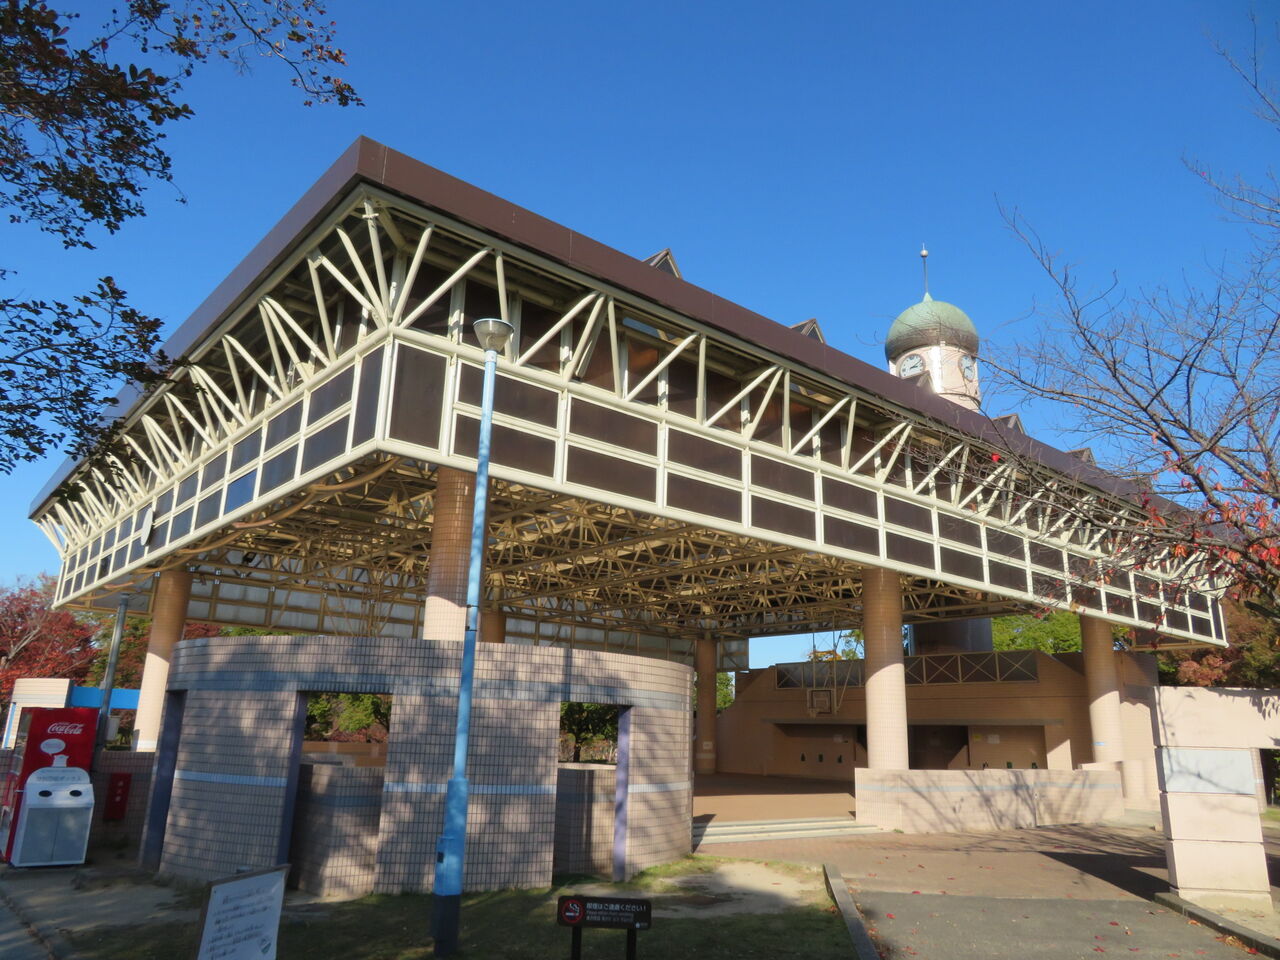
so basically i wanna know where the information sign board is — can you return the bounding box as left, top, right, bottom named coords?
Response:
left=194, top=864, right=289, bottom=960
left=556, top=895, right=651, bottom=930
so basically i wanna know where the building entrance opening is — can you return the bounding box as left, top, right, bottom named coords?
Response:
left=289, top=691, right=392, bottom=897
left=554, top=702, right=624, bottom=879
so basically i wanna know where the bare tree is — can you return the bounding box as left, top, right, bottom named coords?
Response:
left=989, top=31, right=1280, bottom=622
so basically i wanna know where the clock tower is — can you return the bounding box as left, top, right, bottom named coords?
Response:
left=887, top=248, right=992, bottom=655
left=885, top=248, right=981, bottom=410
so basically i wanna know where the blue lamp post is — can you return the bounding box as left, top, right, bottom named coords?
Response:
left=432, top=316, right=514, bottom=956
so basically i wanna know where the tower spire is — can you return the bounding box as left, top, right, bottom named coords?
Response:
left=920, top=244, right=930, bottom=299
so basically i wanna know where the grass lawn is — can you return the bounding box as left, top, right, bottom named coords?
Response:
left=67, top=858, right=854, bottom=960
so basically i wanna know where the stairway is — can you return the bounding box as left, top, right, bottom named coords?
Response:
left=692, top=816, right=881, bottom=846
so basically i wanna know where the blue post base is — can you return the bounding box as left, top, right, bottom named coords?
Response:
left=432, top=777, right=469, bottom=955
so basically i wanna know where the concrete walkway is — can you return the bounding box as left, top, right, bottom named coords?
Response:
left=703, top=810, right=1280, bottom=958
left=0, top=897, right=48, bottom=960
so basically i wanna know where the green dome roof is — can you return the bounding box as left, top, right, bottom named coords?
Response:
left=885, top=293, right=979, bottom=360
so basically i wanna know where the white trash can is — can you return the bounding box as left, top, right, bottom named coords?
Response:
left=10, top=760, right=95, bottom=867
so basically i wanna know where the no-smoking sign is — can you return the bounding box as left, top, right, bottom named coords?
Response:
left=557, top=897, right=584, bottom=925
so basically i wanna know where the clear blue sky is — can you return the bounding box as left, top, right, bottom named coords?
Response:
left=3, top=1, right=1270, bottom=666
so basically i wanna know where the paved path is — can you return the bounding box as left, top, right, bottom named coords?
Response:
left=853, top=891, right=1249, bottom=959
left=707, top=814, right=1280, bottom=957
left=0, top=895, right=49, bottom=960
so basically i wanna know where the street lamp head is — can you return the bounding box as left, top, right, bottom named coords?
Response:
left=472, top=317, right=514, bottom=353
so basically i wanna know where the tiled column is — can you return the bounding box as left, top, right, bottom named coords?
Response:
left=480, top=607, right=507, bottom=644
left=1081, top=614, right=1124, bottom=765
left=863, top=565, right=908, bottom=770
left=424, top=467, right=474, bottom=642
left=133, top=568, right=191, bottom=751
left=694, top=635, right=717, bottom=775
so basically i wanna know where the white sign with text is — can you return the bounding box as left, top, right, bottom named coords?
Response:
left=195, top=865, right=288, bottom=960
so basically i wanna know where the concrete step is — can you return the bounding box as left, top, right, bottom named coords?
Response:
left=693, top=816, right=881, bottom=846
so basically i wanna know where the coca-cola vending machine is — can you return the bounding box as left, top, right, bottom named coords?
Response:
left=1, top=707, right=97, bottom=865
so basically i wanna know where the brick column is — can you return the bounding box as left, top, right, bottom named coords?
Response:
left=480, top=607, right=506, bottom=644
left=863, top=565, right=908, bottom=770
left=424, top=467, right=474, bottom=642
left=1081, top=614, right=1124, bottom=765
left=133, top=568, right=191, bottom=751
left=694, top=635, right=717, bottom=775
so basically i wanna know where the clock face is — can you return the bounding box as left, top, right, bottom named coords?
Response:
left=960, top=355, right=978, bottom=381
left=898, top=353, right=924, bottom=377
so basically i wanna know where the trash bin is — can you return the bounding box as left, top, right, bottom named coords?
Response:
left=9, top=758, right=95, bottom=867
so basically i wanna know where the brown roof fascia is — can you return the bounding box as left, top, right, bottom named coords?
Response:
left=32, top=136, right=1142, bottom=515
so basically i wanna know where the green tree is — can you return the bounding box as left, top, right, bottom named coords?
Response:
left=559, top=702, right=619, bottom=763
left=305, top=692, right=390, bottom=743
left=809, top=630, right=864, bottom=660
left=715, top=671, right=734, bottom=710
left=991, top=611, right=1083, bottom=655
left=0, top=1, right=359, bottom=473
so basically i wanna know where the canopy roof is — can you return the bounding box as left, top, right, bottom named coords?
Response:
left=29, top=139, right=1226, bottom=661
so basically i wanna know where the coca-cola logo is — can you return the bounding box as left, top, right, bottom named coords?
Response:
left=45, top=722, right=85, bottom=735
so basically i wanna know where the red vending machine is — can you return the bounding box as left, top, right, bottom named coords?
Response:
left=0, top=707, right=97, bottom=864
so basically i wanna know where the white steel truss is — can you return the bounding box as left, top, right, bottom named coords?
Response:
left=32, top=186, right=1226, bottom=651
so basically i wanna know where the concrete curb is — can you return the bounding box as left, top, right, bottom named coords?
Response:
left=0, top=879, right=79, bottom=960
left=823, top=863, right=881, bottom=960
left=1154, top=891, right=1280, bottom=959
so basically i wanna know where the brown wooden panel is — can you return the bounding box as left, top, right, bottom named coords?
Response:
left=405, top=261, right=451, bottom=337
left=990, top=561, right=1027, bottom=592
left=1029, top=540, right=1063, bottom=570
left=752, top=497, right=815, bottom=539
left=459, top=366, right=559, bottom=426
left=1072, top=585, right=1102, bottom=610
left=822, top=477, right=876, bottom=518
left=1031, top=573, right=1063, bottom=600
left=668, top=430, right=741, bottom=479
left=453, top=416, right=556, bottom=476
left=941, top=546, right=983, bottom=581
left=462, top=278, right=501, bottom=327
left=667, top=474, right=740, bottom=522
left=987, top=529, right=1025, bottom=560
left=884, top=497, right=931, bottom=533
left=570, top=399, right=657, bottom=454
left=1105, top=592, right=1134, bottom=618
left=751, top=455, right=812, bottom=499
left=307, top=365, right=354, bottom=424
left=260, top=444, right=297, bottom=494
left=302, top=417, right=350, bottom=473
left=231, top=430, right=262, bottom=472
left=824, top=516, right=878, bottom=554
left=938, top=513, right=981, bottom=547
left=266, top=401, right=302, bottom=449
left=390, top=347, right=445, bottom=448
left=352, top=349, right=383, bottom=444
left=886, top=533, right=933, bottom=569
left=667, top=357, right=698, bottom=419
left=567, top=447, right=655, bottom=501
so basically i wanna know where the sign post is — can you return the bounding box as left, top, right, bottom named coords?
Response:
left=556, top=895, right=651, bottom=960
left=194, top=864, right=289, bottom=960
